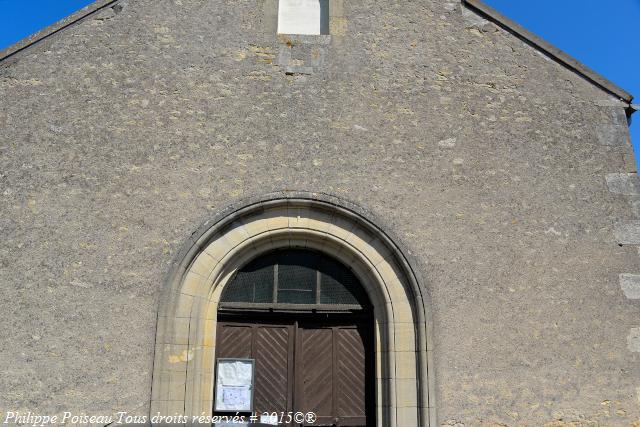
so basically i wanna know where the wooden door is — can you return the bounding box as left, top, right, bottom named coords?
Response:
left=295, top=322, right=372, bottom=426
left=215, top=316, right=373, bottom=427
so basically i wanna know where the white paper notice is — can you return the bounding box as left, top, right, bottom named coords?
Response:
left=221, top=385, right=251, bottom=409
left=218, top=360, right=253, bottom=386
left=215, top=359, right=254, bottom=411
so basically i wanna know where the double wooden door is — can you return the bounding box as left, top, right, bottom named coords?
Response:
left=215, top=314, right=374, bottom=426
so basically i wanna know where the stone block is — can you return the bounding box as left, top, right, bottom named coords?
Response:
left=189, top=251, right=218, bottom=277
left=396, top=406, right=419, bottom=427
left=628, top=328, right=640, bottom=352
left=597, top=124, right=631, bottom=146
left=392, top=323, right=418, bottom=352
left=168, top=371, right=187, bottom=401
left=396, top=378, right=419, bottom=408
left=606, top=173, right=640, bottom=195
left=620, top=274, right=640, bottom=299
left=614, top=221, right=640, bottom=245
left=395, top=351, right=418, bottom=379
left=160, top=316, right=191, bottom=345
left=181, top=272, right=208, bottom=298
left=461, top=5, right=490, bottom=31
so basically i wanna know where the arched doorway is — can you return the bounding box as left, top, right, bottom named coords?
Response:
left=215, top=249, right=375, bottom=426
left=151, top=193, right=436, bottom=427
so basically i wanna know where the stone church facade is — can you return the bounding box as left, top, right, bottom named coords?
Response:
left=1, top=0, right=638, bottom=425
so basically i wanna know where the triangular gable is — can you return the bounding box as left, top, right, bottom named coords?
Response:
left=0, top=0, right=635, bottom=116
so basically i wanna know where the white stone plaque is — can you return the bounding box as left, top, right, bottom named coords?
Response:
left=278, top=0, right=325, bottom=35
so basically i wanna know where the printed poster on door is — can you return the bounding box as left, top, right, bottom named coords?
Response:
left=214, top=358, right=254, bottom=412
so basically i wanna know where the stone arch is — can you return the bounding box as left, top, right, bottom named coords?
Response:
left=151, top=192, right=436, bottom=427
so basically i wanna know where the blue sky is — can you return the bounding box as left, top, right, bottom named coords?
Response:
left=0, top=0, right=638, bottom=162
left=0, top=0, right=94, bottom=48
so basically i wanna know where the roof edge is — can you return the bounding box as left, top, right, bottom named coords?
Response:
left=462, top=0, right=634, bottom=106
left=0, top=0, right=119, bottom=63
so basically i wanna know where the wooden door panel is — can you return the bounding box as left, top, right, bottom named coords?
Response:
left=297, top=327, right=334, bottom=425
left=336, top=327, right=368, bottom=426
left=254, top=325, right=293, bottom=414
left=216, top=324, right=252, bottom=358
left=296, top=324, right=371, bottom=427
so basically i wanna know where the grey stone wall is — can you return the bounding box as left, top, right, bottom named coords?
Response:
left=0, top=0, right=638, bottom=425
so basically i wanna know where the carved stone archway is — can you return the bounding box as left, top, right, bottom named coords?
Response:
left=151, top=192, right=436, bottom=427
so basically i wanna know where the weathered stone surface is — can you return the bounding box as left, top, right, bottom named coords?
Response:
left=0, top=0, right=638, bottom=425
left=620, top=273, right=640, bottom=299
left=461, top=5, right=491, bottom=31
left=597, top=124, right=632, bottom=146
left=629, top=197, right=640, bottom=217
left=628, top=328, right=640, bottom=352
left=615, top=221, right=640, bottom=245
left=609, top=106, right=629, bottom=126
left=606, top=173, right=640, bottom=195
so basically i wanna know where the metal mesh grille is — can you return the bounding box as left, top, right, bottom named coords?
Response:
left=220, top=253, right=275, bottom=303
left=277, top=250, right=317, bottom=304
left=221, top=249, right=368, bottom=308
left=319, top=257, right=368, bottom=306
